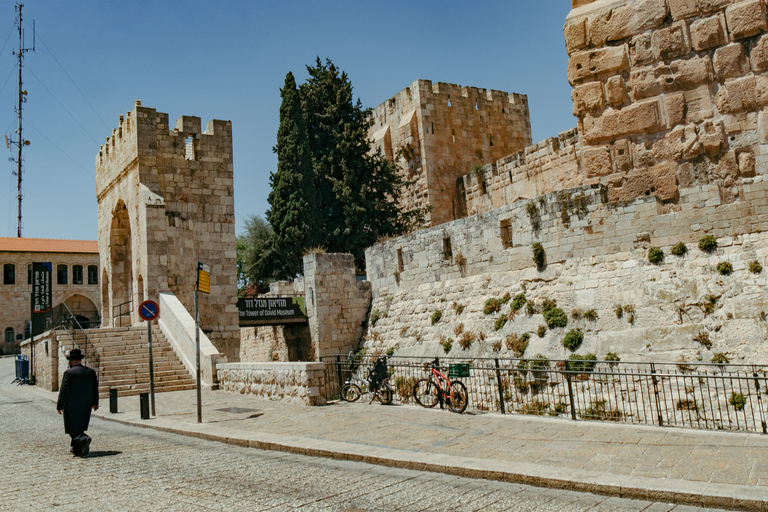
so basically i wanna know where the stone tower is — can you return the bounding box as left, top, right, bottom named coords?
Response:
left=95, top=101, right=240, bottom=360
left=369, top=79, right=533, bottom=227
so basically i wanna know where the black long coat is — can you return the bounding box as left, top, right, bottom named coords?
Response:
left=56, top=363, right=99, bottom=435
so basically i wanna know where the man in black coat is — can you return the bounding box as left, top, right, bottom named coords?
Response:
left=56, top=348, right=99, bottom=456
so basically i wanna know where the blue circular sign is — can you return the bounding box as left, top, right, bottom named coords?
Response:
left=139, top=300, right=160, bottom=321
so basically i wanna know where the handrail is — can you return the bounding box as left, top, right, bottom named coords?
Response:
left=112, top=299, right=133, bottom=327
left=55, top=302, right=100, bottom=371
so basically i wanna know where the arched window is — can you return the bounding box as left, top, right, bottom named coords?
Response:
left=57, top=265, right=67, bottom=285
left=73, top=265, right=83, bottom=285
left=4, top=328, right=14, bottom=344
left=3, top=264, right=15, bottom=285
left=88, top=265, right=98, bottom=285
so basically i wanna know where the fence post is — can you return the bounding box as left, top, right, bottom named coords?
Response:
left=754, top=369, right=767, bottom=434
left=494, top=358, right=506, bottom=415
left=650, top=362, right=663, bottom=427
left=336, top=355, right=343, bottom=398
left=564, top=360, right=577, bottom=421
left=436, top=357, right=444, bottom=410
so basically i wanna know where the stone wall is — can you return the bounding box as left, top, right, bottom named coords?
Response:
left=364, top=178, right=768, bottom=363
left=565, top=0, right=768, bottom=205
left=216, top=362, right=326, bottom=406
left=21, top=330, right=61, bottom=391
left=95, top=102, right=238, bottom=360
left=369, top=79, right=532, bottom=226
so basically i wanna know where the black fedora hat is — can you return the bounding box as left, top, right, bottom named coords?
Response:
left=67, top=349, right=84, bottom=361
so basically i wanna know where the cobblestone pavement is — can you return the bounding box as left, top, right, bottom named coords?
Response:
left=0, top=359, right=732, bottom=512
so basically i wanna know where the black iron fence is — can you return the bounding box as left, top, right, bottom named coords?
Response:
left=321, top=354, right=768, bottom=434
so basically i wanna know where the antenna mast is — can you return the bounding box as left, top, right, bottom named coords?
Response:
left=12, top=3, right=34, bottom=237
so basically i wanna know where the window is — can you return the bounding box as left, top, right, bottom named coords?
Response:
left=27, top=264, right=32, bottom=285
left=4, top=328, right=13, bottom=344
left=442, top=237, right=453, bottom=260
left=57, top=265, right=68, bottom=285
left=500, top=219, right=513, bottom=249
left=73, top=265, right=83, bottom=285
left=88, top=265, right=98, bottom=285
left=481, top=181, right=488, bottom=195
left=3, top=264, right=14, bottom=285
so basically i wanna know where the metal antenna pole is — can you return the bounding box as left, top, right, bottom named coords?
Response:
left=12, top=3, right=34, bottom=238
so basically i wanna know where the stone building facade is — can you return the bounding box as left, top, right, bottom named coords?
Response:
left=369, top=79, right=533, bottom=226
left=95, top=101, right=239, bottom=360
left=0, top=238, right=100, bottom=354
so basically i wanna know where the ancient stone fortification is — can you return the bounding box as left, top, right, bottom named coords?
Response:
left=95, top=102, right=239, bottom=359
left=369, top=79, right=532, bottom=226
left=217, top=362, right=327, bottom=406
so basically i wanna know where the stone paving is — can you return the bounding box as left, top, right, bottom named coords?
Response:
left=0, top=358, right=731, bottom=512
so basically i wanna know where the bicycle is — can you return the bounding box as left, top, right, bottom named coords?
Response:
left=412, top=358, right=468, bottom=413
left=340, top=355, right=393, bottom=405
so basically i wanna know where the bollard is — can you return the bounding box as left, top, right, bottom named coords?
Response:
left=139, top=392, right=150, bottom=420
left=109, top=388, right=118, bottom=414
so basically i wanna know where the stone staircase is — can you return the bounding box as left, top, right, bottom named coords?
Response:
left=68, top=326, right=197, bottom=399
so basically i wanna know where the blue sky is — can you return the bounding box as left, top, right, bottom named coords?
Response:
left=0, top=1, right=575, bottom=241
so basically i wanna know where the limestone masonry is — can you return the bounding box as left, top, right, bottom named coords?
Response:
left=95, top=102, right=239, bottom=360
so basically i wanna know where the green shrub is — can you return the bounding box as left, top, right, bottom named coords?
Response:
left=500, top=292, right=511, bottom=304
left=529, top=354, right=550, bottom=371
left=386, top=347, right=395, bottom=357
left=671, top=241, right=688, bottom=256
left=604, top=352, right=620, bottom=363
left=452, top=302, right=465, bottom=315
left=458, top=331, right=475, bottom=350
left=542, top=299, right=568, bottom=329
left=537, top=325, right=547, bottom=338
left=526, top=300, right=536, bottom=316
left=562, top=328, right=584, bottom=352
left=583, top=308, right=599, bottom=321
left=568, top=353, right=597, bottom=372
left=717, top=261, right=733, bottom=275
left=647, top=246, right=664, bottom=264
left=699, top=234, right=718, bottom=253
left=749, top=260, right=763, bottom=274
left=614, top=305, right=623, bottom=319
left=431, top=309, right=443, bottom=325
left=571, top=309, right=582, bottom=320
left=494, top=314, right=508, bottom=331
left=526, top=202, right=538, bottom=217
left=693, top=331, right=712, bottom=349
left=729, top=392, right=746, bottom=410
left=484, top=298, right=501, bottom=315
left=505, top=332, right=529, bottom=357
left=440, top=336, right=453, bottom=353
left=532, top=242, right=545, bottom=268
left=511, top=293, right=526, bottom=311
left=711, top=352, right=730, bottom=364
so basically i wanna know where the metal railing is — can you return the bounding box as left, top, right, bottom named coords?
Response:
left=54, top=303, right=100, bottom=372
left=112, top=300, right=132, bottom=327
left=321, top=354, right=768, bottom=434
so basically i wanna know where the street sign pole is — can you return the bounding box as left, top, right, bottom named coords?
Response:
left=138, top=299, right=160, bottom=417
left=195, top=256, right=202, bottom=424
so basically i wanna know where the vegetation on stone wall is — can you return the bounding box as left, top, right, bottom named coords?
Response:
left=717, top=261, right=733, bottom=275
left=511, top=294, right=526, bottom=311
left=458, top=331, right=475, bottom=350
left=647, top=246, right=664, bottom=264
left=505, top=332, right=530, bottom=357
left=537, top=325, right=547, bottom=338
left=561, top=328, right=584, bottom=352
left=699, top=234, right=718, bottom=253
left=452, top=302, right=465, bottom=315
left=431, top=309, right=443, bottom=325
left=711, top=352, right=730, bottom=364
left=671, top=241, right=688, bottom=256
left=583, top=308, right=598, bottom=321
left=750, top=260, right=763, bottom=274
left=729, top=392, right=746, bottom=410
left=542, top=299, right=567, bottom=329
left=494, top=314, right=507, bottom=331
left=693, top=331, right=712, bottom=349
left=440, top=336, right=453, bottom=353
left=568, top=353, right=597, bottom=372
left=531, top=242, right=545, bottom=268
left=483, top=298, right=502, bottom=315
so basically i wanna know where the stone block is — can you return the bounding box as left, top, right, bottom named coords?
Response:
left=668, top=0, right=698, bottom=20
left=698, top=0, right=732, bottom=15
left=739, top=150, right=756, bottom=177
left=601, top=0, right=669, bottom=42
left=564, top=17, right=588, bottom=54
left=612, top=139, right=633, bottom=172
left=583, top=146, right=613, bottom=178
left=758, top=108, right=768, bottom=142
left=630, top=65, right=664, bottom=100
left=649, top=162, right=680, bottom=201
left=668, top=54, right=714, bottom=91
left=605, top=76, right=626, bottom=106
left=726, top=0, right=767, bottom=40
left=653, top=21, right=691, bottom=61
left=664, top=92, right=686, bottom=127
left=715, top=75, right=757, bottom=114
left=713, top=43, right=750, bottom=81
left=572, top=82, right=605, bottom=116
left=630, top=32, right=654, bottom=67
left=700, top=120, right=726, bottom=156
left=568, top=46, right=629, bottom=85
left=752, top=34, right=768, bottom=72
left=690, top=15, right=727, bottom=52
left=618, top=98, right=664, bottom=135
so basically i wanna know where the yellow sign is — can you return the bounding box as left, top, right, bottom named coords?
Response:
left=197, top=262, right=211, bottom=294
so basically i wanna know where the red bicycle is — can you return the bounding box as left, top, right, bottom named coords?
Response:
left=412, top=358, right=468, bottom=413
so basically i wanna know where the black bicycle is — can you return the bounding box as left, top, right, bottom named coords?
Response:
left=340, top=356, right=393, bottom=405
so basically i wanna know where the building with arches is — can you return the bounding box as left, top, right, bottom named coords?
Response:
left=0, top=237, right=100, bottom=354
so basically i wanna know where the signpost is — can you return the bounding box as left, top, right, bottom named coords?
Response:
left=194, top=259, right=210, bottom=423
left=138, top=299, right=160, bottom=417
left=30, top=262, right=52, bottom=376
left=237, top=297, right=307, bottom=326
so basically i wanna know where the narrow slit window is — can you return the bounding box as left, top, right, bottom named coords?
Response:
left=481, top=181, right=488, bottom=195
left=452, top=129, right=455, bottom=143
left=431, top=122, right=434, bottom=134
left=442, top=237, right=453, bottom=260
left=490, top=135, right=494, bottom=146
left=447, top=97, right=452, bottom=107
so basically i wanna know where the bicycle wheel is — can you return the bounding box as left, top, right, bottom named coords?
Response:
left=340, top=383, right=361, bottom=402
left=447, top=380, right=468, bottom=414
left=376, top=385, right=393, bottom=405
left=413, top=379, right=439, bottom=408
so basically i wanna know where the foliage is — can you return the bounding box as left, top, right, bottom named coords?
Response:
left=236, top=215, right=277, bottom=295
left=614, top=305, right=623, bottom=319
left=623, top=304, right=636, bottom=324
left=526, top=202, right=539, bottom=218
left=386, top=347, right=395, bottom=357
left=580, top=399, right=622, bottom=421
left=484, top=298, right=502, bottom=315
left=604, top=352, right=620, bottom=363
left=470, top=163, right=485, bottom=175
left=583, top=308, right=599, bottom=321
left=711, top=352, right=730, bottom=364
left=440, top=336, right=453, bottom=353
left=647, top=246, right=664, bottom=264
left=370, top=309, right=381, bottom=326
left=452, top=302, right=465, bottom=315
left=537, top=325, right=547, bottom=338
left=542, top=299, right=568, bottom=329
left=729, top=392, right=746, bottom=410
left=749, top=260, right=763, bottom=274
left=717, top=261, right=733, bottom=275
left=692, top=331, right=712, bottom=349
left=394, top=376, right=417, bottom=401
left=494, top=314, right=508, bottom=331
left=532, top=242, right=546, bottom=268
left=458, top=331, right=475, bottom=350
left=698, top=234, right=718, bottom=253
left=561, top=329, right=584, bottom=352
left=511, top=294, right=526, bottom=311
left=431, top=309, right=443, bottom=325
left=500, top=292, right=511, bottom=304
left=454, top=251, right=466, bottom=267
left=505, top=332, right=530, bottom=357
left=526, top=300, right=536, bottom=316
left=454, top=323, right=464, bottom=336
left=571, top=308, right=582, bottom=320
left=671, top=241, right=688, bottom=256
left=491, top=339, right=502, bottom=351
left=529, top=354, right=550, bottom=371
left=568, top=353, right=597, bottom=372
left=676, top=399, right=698, bottom=411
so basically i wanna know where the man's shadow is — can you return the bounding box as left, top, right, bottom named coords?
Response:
left=85, top=450, right=122, bottom=458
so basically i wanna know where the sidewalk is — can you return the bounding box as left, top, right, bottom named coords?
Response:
left=38, top=382, right=768, bottom=511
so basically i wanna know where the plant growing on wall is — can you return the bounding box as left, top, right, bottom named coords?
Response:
left=431, top=309, right=443, bottom=325
left=698, top=234, right=718, bottom=253
left=568, top=353, right=597, bottom=372
left=729, top=392, right=746, bottom=410
left=537, top=325, right=547, bottom=338
left=454, top=323, right=464, bottom=336
left=454, top=251, right=467, bottom=268
left=458, top=331, right=475, bottom=350
left=711, top=352, right=730, bottom=364
left=370, top=309, right=381, bottom=326
left=717, top=261, right=733, bottom=275
left=647, top=246, right=664, bottom=264
left=440, top=336, right=453, bottom=353
left=494, top=314, right=508, bottom=331
left=484, top=298, right=502, bottom=315
left=583, top=308, right=598, bottom=321
left=671, top=241, right=687, bottom=256
left=623, top=304, right=635, bottom=324
left=749, top=260, right=763, bottom=274
left=500, top=292, right=511, bottom=304
left=692, top=331, right=712, bottom=349
left=561, top=328, right=584, bottom=352
left=614, top=305, right=623, bottom=319
left=452, top=302, right=465, bottom=315
left=511, top=293, right=526, bottom=311
left=526, top=300, right=536, bottom=316
left=505, top=332, right=530, bottom=357
left=542, top=299, right=567, bottom=329
left=532, top=242, right=546, bottom=268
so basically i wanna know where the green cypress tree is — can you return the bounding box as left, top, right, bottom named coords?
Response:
left=266, top=71, right=323, bottom=279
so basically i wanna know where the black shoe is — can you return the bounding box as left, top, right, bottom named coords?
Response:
left=80, top=437, right=91, bottom=457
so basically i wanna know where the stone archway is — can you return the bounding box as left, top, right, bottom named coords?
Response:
left=101, top=269, right=109, bottom=327
left=109, top=200, right=133, bottom=325
left=62, top=294, right=100, bottom=328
